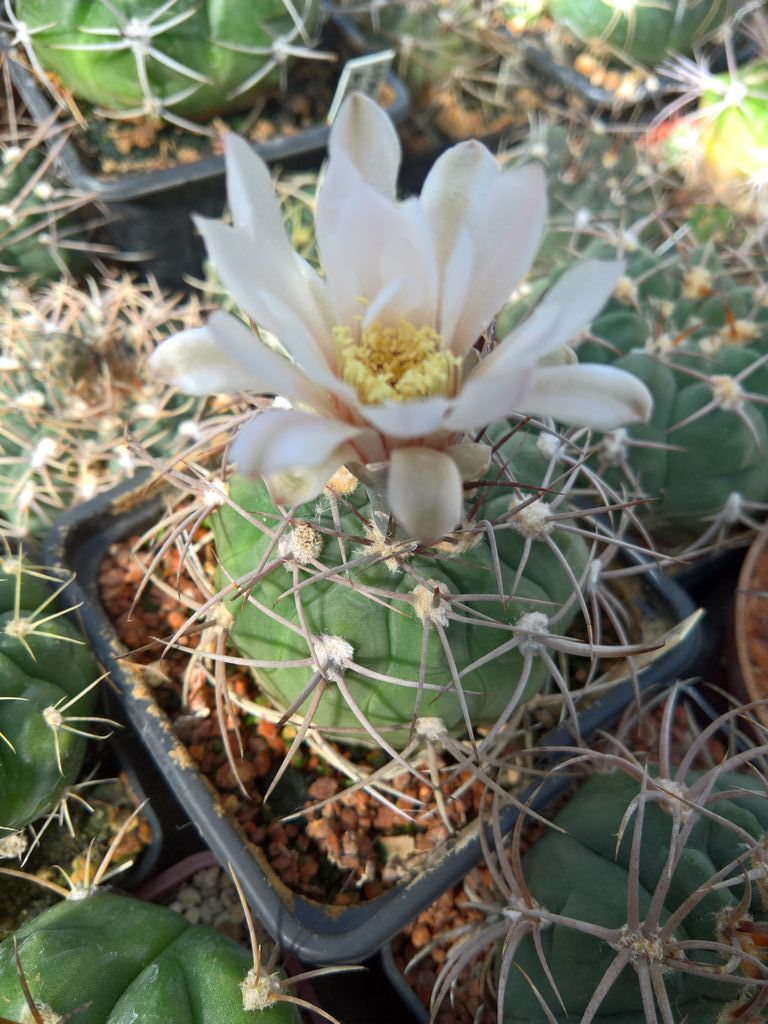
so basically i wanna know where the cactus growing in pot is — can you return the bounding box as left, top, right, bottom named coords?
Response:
left=570, top=242, right=768, bottom=554
left=421, top=696, right=768, bottom=1023
left=10, top=0, right=328, bottom=130
left=547, top=0, right=730, bottom=69
left=0, top=548, right=107, bottom=840
left=147, top=92, right=654, bottom=757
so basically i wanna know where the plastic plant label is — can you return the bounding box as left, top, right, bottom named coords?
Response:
left=327, top=50, right=396, bottom=123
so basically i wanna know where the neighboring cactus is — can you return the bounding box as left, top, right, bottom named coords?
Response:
left=12, top=0, right=324, bottom=129
left=571, top=243, right=768, bottom=549
left=501, top=121, right=669, bottom=278
left=0, top=276, right=211, bottom=540
left=0, top=138, right=85, bottom=283
left=210, top=425, right=637, bottom=752
left=659, top=60, right=768, bottom=221
left=548, top=0, right=729, bottom=68
left=499, top=763, right=768, bottom=1021
left=0, top=890, right=301, bottom=1023
left=0, top=549, right=104, bottom=836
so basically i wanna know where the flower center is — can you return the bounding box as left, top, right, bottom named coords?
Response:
left=333, top=321, right=460, bottom=404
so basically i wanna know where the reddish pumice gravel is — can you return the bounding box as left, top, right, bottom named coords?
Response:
left=98, top=536, right=491, bottom=906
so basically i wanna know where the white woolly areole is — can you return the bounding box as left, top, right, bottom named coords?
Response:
left=278, top=522, right=323, bottom=565
left=363, top=523, right=412, bottom=573
left=324, top=465, right=359, bottom=496
left=203, top=480, right=229, bottom=508
left=0, top=831, right=28, bottom=859
left=601, top=427, right=628, bottom=465
left=613, top=275, right=639, bottom=305
left=587, top=558, right=603, bottom=591
left=723, top=492, right=744, bottom=525
left=681, top=266, right=713, bottom=300
left=536, top=432, right=563, bottom=461
left=415, top=716, right=448, bottom=742
left=241, top=968, right=282, bottom=1012
left=653, top=778, right=695, bottom=822
left=43, top=706, right=64, bottom=730
left=509, top=498, right=552, bottom=539
left=312, top=633, right=354, bottom=683
left=721, top=318, right=758, bottom=345
left=411, top=581, right=451, bottom=627
left=516, top=611, right=550, bottom=654
left=615, top=925, right=666, bottom=965
left=709, top=374, right=744, bottom=410
left=212, top=602, right=235, bottom=629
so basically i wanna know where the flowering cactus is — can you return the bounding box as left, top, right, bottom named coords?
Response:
left=150, top=92, right=651, bottom=543
left=149, top=92, right=653, bottom=753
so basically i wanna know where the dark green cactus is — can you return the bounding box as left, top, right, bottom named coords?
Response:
left=0, top=890, right=300, bottom=1023
left=0, top=550, right=102, bottom=835
left=573, top=244, right=768, bottom=544
left=502, top=767, right=768, bottom=1022
left=212, top=429, right=593, bottom=750
left=0, top=142, right=82, bottom=283
left=14, top=0, right=321, bottom=125
left=548, top=0, right=729, bottom=67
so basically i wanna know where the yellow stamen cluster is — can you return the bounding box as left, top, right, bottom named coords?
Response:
left=334, top=321, right=460, bottom=405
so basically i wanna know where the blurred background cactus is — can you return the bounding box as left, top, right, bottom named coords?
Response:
left=10, top=0, right=328, bottom=130
left=548, top=0, right=730, bottom=68
left=0, top=274, right=213, bottom=541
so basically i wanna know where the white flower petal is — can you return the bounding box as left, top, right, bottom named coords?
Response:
left=443, top=361, right=535, bottom=432
left=224, top=133, right=292, bottom=246
left=520, top=364, right=653, bottom=429
left=265, top=455, right=354, bottom=507
left=329, top=92, right=401, bottom=199
left=148, top=326, right=264, bottom=395
left=229, top=410, right=365, bottom=480
left=387, top=447, right=463, bottom=543
left=468, top=260, right=626, bottom=391
left=320, top=176, right=437, bottom=328
left=437, top=224, right=473, bottom=352
left=205, top=311, right=334, bottom=410
left=194, top=216, right=334, bottom=364
left=496, top=259, right=625, bottom=366
left=361, top=396, right=453, bottom=439
left=420, top=139, right=500, bottom=275
left=448, top=163, right=547, bottom=355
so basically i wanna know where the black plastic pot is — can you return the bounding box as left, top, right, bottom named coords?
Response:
left=43, top=471, right=703, bottom=965
left=3, top=18, right=408, bottom=287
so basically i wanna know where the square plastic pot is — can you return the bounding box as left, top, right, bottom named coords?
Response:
left=43, top=470, right=704, bottom=965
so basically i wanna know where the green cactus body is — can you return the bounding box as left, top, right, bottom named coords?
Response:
left=502, top=769, right=768, bottom=1022
left=0, top=553, right=101, bottom=832
left=0, top=145, right=78, bottom=282
left=0, top=891, right=299, bottom=1023
left=16, top=0, right=319, bottom=120
left=548, top=0, right=727, bottom=67
left=568, top=246, right=768, bottom=537
left=212, top=433, right=590, bottom=748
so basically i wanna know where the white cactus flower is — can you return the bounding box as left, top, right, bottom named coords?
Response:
left=150, top=93, right=652, bottom=543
